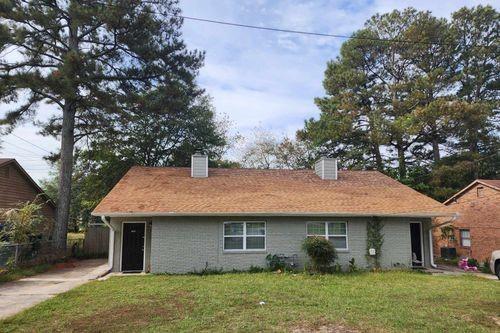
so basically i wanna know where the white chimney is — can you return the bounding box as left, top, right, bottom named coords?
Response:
left=314, top=157, right=337, bottom=180
left=191, top=152, right=208, bottom=178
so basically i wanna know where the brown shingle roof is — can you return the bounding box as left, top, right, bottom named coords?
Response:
left=478, top=179, right=500, bottom=189
left=92, top=167, right=452, bottom=217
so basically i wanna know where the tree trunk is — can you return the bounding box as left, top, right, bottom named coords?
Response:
left=54, top=103, right=76, bottom=250
left=469, top=137, right=479, bottom=154
left=54, top=13, right=79, bottom=251
left=372, top=144, right=384, bottom=171
left=397, top=143, right=406, bottom=179
left=432, top=137, right=440, bottom=162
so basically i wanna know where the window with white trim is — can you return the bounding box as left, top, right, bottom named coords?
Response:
left=460, top=229, right=471, bottom=247
left=307, top=222, right=348, bottom=250
left=223, top=222, right=266, bottom=251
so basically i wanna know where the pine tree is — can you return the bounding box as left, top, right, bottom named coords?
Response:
left=0, top=0, right=205, bottom=250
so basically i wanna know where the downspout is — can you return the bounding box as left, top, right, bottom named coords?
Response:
left=101, top=216, right=115, bottom=270
left=429, top=228, right=437, bottom=268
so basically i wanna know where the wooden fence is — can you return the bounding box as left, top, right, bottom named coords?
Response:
left=83, top=224, right=109, bottom=257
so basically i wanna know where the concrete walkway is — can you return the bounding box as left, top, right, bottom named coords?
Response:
left=0, top=259, right=109, bottom=320
left=428, top=264, right=498, bottom=280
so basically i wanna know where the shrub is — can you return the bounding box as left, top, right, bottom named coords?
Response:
left=366, top=218, right=384, bottom=268
left=248, top=265, right=265, bottom=273
left=302, top=237, right=337, bottom=273
left=265, top=254, right=286, bottom=271
left=348, top=258, right=358, bottom=272
left=0, top=198, right=52, bottom=244
left=480, top=258, right=492, bottom=274
left=191, top=262, right=223, bottom=275
left=467, top=258, right=478, bottom=267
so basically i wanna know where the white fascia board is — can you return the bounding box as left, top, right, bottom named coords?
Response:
left=93, top=211, right=457, bottom=218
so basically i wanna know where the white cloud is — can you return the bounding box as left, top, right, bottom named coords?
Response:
left=2, top=0, right=496, bottom=180
left=180, top=0, right=496, bottom=146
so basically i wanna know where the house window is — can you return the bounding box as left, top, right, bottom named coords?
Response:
left=460, top=229, right=471, bottom=247
left=307, top=222, right=348, bottom=250
left=223, top=222, right=266, bottom=251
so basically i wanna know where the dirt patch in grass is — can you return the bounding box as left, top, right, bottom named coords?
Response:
left=71, top=291, right=195, bottom=332
left=491, top=316, right=500, bottom=327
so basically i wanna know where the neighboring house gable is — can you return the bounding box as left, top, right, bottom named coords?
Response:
left=0, top=158, right=56, bottom=224
left=443, top=179, right=500, bottom=205
left=434, top=179, right=500, bottom=261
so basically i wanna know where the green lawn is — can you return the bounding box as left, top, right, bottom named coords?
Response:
left=1, top=271, right=499, bottom=332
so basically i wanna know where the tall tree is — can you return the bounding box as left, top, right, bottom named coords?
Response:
left=241, top=128, right=312, bottom=169
left=0, top=1, right=205, bottom=250
left=362, top=9, right=426, bottom=178
left=298, top=29, right=389, bottom=171
left=451, top=6, right=499, bottom=156
left=241, top=128, right=279, bottom=169
left=403, top=13, right=457, bottom=162
left=58, top=89, right=230, bottom=227
left=298, top=5, right=498, bottom=199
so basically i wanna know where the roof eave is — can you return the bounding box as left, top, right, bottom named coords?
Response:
left=92, top=211, right=456, bottom=218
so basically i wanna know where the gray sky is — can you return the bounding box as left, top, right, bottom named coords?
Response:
left=0, top=0, right=496, bottom=183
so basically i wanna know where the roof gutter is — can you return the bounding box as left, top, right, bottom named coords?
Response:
left=100, top=215, right=114, bottom=230
left=92, top=211, right=456, bottom=218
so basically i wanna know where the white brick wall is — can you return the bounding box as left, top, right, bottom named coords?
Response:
left=145, top=216, right=430, bottom=274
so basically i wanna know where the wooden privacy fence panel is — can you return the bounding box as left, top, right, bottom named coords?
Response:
left=83, top=225, right=109, bottom=257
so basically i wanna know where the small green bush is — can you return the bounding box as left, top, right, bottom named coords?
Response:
left=265, top=254, right=286, bottom=271
left=480, top=258, right=492, bottom=274
left=467, top=258, right=478, bottom=267
left=302, top=237, right=337, bottom=273
left=248, top=265, right=265, bottom=273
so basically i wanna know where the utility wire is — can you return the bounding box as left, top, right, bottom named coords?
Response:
left=1, top=140, right=45, bottom=156
left=10, top=133, right=52, bottom=153
left=91, top=1, right=493, bottom=49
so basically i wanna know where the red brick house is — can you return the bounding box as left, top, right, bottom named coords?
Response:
left=433, top=179, right=500, bottom=262
left=0, top=158, right=56, bottom=224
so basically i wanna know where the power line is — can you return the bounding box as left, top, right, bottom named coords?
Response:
left=1, top=140, right=45, bottom=156
left=10, top=133, right=52, bottom=153
left=92, top=1, right=492, bottom=49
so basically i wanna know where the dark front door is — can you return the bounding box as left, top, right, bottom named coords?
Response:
left=410, top=223, right=423, bottom=267
left=122, top=223, right=145, bottom=271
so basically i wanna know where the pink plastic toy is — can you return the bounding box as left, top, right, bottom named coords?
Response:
left=458, top=258, right=478, bottom=272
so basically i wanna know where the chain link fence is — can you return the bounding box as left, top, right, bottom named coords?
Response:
left=0, top=241, right=59, bottom=268
left=0, top=226, right=109, bottom=269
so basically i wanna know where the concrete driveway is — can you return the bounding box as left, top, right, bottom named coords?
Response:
left=0, top=259, right=109, bottom=319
